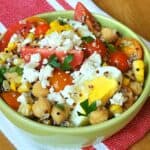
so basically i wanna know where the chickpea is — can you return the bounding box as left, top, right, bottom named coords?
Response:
left=130, top=81, right=143, bottom=96
left=51, top=104, right=70, bottom=125
left=32, top=97, right=52, bottom=118
left=89, top=108, right=109, bottom=125
left=101, top=27, right=118, bottom=42
left=32, top=81, right=49, bottom=97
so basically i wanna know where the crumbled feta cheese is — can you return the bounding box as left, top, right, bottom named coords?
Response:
left=110, top=92, right=126, bottom=106
left=22, top=53, right=41, bottom=83
left=39, top=65, right=54, bottom=88
left=30, top=53, right=41, bottom=64
left=71, top=52, right=102, bottom=84
left=47, top=92, right=64, bottom=104
left=9, top=34, right=19, bottom=43
left=68, top=20, right=95, bottom=38
left=21, top=38, right=32, bottom=47
left=22, top=67, right=39, bottom=83
left=29, top=27, right=35, bottom=33
left=98, top=66, right=123, bottom=83
left=17, top=93, right=31, bottom=104
left=60, top=85, right=75, bottom=106
left=38, top=30, right=82, bottom=52
left=42, top=58, right=48, bottom=65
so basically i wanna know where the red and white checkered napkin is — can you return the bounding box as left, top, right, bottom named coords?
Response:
left=0, top=0, right=150, bottom=150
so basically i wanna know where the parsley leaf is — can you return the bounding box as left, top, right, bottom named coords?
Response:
left=0, top=67, right=7, bottom=84
left=105, top=42, right=116, bottom=52
left=80, top=99, right=97, bottom=116
left=48, top=55, right=61, bottom=68
left=60, top=54, right=73, bottom=71
left=82, top=36, right=94, bottom=43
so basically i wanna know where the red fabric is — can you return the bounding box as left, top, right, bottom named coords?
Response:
left=56, top=0, right=73, bottom=10
left=104, top=99, right=150, bottom=150
left=0, top=0, right=55, bottom=27
left=0, top=0, right=150, bottom=149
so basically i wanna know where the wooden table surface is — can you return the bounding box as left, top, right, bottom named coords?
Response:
left=0, top=0, right=150, bottom=149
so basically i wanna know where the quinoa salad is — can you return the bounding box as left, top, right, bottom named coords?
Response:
left=0, top=2, right=145, bottom=127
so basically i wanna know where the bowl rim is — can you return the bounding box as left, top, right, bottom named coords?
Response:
left=0, top=10, right=150, bottom=135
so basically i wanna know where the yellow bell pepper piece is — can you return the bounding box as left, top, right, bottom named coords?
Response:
left=109, top=104, right=123, bottom=114
left=17, top=82, right=31, bottom=93
left=132, top=60, right=144, bottom=82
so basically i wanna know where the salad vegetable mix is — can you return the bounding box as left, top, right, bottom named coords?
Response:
left=0, top=2, right=145, bottom=127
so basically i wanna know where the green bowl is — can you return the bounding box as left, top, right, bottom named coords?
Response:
left=0, top=11, right=150, bottom=148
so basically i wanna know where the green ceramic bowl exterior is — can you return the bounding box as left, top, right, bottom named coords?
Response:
left=0, top=11, right=150, bottom=148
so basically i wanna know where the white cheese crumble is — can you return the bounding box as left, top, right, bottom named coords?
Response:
left=22, top=53, right=41, bottom=83
left=71, top=52, right=102, bottom=84
left=98, top=66, right=123, bottom=83
left=9, top=34, right=19, bottom=43
left=17, top=93, right=31, bottom=104
left=68, top=20, right=95, bottom=39
left=22, top=67, right=39, bottom=83
left=39, top=65, right=54, bottom=88
left=110, top=92, right=127, bottom=106
left=60, top=85, right=75, bottom=106
left=47, top=92, right=65, bottom=104
left=38, top=30, right=82, bottom=52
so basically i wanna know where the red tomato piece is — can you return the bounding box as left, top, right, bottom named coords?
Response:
left=0, top=22, right=32, bottom=51
left=69, top=50, right=84, bottom=68
left=108, top=51, right=130, bottom=72
left=35, top=23, right=49, bottom=37
left=1, top=91, right=20, bottom=110
left=21, top=47, right=84, bottom=69
left=74, top=2, right=101, bottom=37
left=25, top=16, right=48, bottom=26
left=20, top=47, right=55, bottom=62
left=49, top=69, right=73, bottom=92
left=83, top=39, right=107, bottom=58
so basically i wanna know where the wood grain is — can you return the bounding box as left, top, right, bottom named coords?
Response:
left=93, top=0, right=150, bottom=40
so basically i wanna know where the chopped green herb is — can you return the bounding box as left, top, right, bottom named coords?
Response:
left=8, top=66, right=23, bottom=75
left=58, top=18, right=67, bottom=25
left=48, top=54, right=73, bottom=71
left=0, top=67, right=7, bottom=84
left=80, top=99, right=97, bottom=116
left=82, top=36, right=94, bottom=43
left=60, top=54, right=73, bottom=71
left=105, top=42, right=116, bottom=52
left=48, top=55, right=61, bottom=68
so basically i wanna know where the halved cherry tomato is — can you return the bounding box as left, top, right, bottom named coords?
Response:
left=74, top=2, right=101, bottom=37
left=0, top=22, right=32, bottom=51
left=0, top=91, right=20, bottom=110
left=108, top=51, right=130, bottom=72
left=49, top=69, right=73, bottom=92
left=35, top=23, right=49, bottom=37
left=25, top=16, right=48, bottom=26
left=116, top=38, right=143, bottom=60
left=83, top=39, right=107, bottom=58
left=21, top=47, right=84, bottom=69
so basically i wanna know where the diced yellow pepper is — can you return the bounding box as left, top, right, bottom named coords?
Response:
left=27, top=33, right=35, bottom=40
left=0, top=52, right=13, bottom=62
left=132, top=60, right=144, bottom=82
left=10, top=80, right=17, bottom=91
left=5, top=42, right=17, bottom=51
left=109, top=104, right=123, bottom=114
left=46, top=20, right=72, bottom=35
left=17, top=82, right=31, bottom=93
